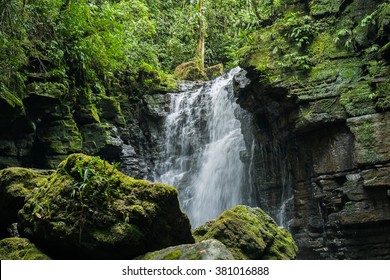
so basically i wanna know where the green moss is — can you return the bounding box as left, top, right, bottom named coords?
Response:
left=347, top=116, right=384, bottom=165
left=162, top=249, right=183, bottom=260
left=205, top=64, right=224, bottom=80
left=0, top=238, right=50, bottom=260
left=18, top=153, right=194, bottom=259
left=174, top=61, right=208, bottom=81
left=0, top=167, right=51, bottom=231
left=193, top=205, right=298, bottom=260
left=136, top=239, right=234, bottom=260
left=375, top=80, right=390, bottom=110
left=0, top=84, right=24, bottom=112
left=309, top=0, right=342, bottom=17
left=339, top=82, right=376, bottom=117
left=27, top=82, right=68, bottom=99
left=308, top=60, right=339, bottom=82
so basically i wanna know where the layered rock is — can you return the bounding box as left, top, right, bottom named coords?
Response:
left=17, top=154, right=194, bottom=259
left=193, top=205, right=298, bottom=260
left=235, top=0, right=390, bottom=259
left=0, top=71, right=171, bottom=180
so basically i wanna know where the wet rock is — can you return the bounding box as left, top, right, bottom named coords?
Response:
left=193, top=205, right=298, bottom=260
left=136, top=239, right=234, bottom=260
left=234, top=0, right=390, bottom=260
left=18, top=153, right=194, bottom=259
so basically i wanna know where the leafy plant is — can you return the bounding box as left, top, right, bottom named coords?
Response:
left=71, top=157, right=121, bottom=207
left=334, top=28, right=357, bottom=51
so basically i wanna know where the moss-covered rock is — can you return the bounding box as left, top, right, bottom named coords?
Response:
left=193, top=205, right=298, bottom=260
left=136, top=239, right=234, bottom=260
left=0, top=237, right=50, bottom=260
left=0, top=168, right=51, bottom=238
left=0, top=84, right=25, bottom=128
left=37, top=119, right=83, bottom=158
left=205, top=64, right=224, bottom=80
left=174, top=61, right=208, bottom=81
left=18, top=153, right=194, bottom=259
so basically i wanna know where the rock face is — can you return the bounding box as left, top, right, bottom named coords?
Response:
left=0, top=167, right=52, bottom=239
left=235, top=0, right=390, bottom=259
left=0, top=73, right=170, bottom=180
left=17, top=154, right=194, bottom=259
left=193, top=205, right=298, bottom=260
left=0, top=237, right=50, bottom=260
left=136, top=239, right=234, bottom=260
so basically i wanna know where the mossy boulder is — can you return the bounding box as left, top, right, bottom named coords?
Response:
left=193, top=205, right=298, bottom=260
left=0, top=168, right=51, bottom=238
left=205, top=64, right=224, bottom=80
left=18, top=153, right=194, bottom=259
left=136, top=239, right=234, bottom=260
left=174, top=61, right=208, bottom=81
left=0, top=237, right=50, bottom=260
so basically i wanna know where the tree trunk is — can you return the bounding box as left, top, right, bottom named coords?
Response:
left=196, top=0, right=205, bottom=69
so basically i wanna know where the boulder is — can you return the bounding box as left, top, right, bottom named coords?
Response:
left=0, top=237, right=50, bottom=260
left=174, top=61, right=208, bottom=81
left=0, top=167, right=51, bottom=238
left=18, top=153, right=194, bottom=259
left=136, top=239, right=234, bottom=260
left=193, top=205, right=298, bottom=260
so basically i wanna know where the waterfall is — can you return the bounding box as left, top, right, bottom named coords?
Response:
left=155, top=68, right=247, bottom=228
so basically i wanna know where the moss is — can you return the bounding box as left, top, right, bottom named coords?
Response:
left=0, top=167, right=51, bottom=233
left=347, top=115, right=384, bottom=165
left=27, top=82, right=68, bottom=99
left=375, top=80, right=390, bottom=110
left=0, top=237, right=50, bottom=260
left=98, top=96, right=122, bottom=120
left=309, top=0, right=342, bottom=17
left=162, top=250, right=183, bottom=260
left=339, top=82, right=376, bottom=117
left=18, top=153, right=194, bottom=259
left=137, top=62, right=178, bottom=91
left=0, top=84, right=24, bottom=112
left=309, top=33, right=335, bottom=61
left=193, top=205, right=298, bottom=260
left=174, top=61, right=208, bottom=81
left=136, top=239, right=234, bottom=260
left=205, top=64, right=224, bottom=80
left=308, top=60, right=339, bottom=82
left=38, top=119, right=83, bottom=155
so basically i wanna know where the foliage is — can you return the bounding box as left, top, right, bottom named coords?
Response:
left=71, top=156, right=121, bottom=207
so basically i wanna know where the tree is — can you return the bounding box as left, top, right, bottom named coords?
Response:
left=195, top=0, right=205, bottom=69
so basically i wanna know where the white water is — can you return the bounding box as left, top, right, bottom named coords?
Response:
left=155, top=68, right=247, bottom=227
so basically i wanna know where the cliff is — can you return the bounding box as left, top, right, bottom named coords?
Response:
left=235, top=0, right=390, bottom=259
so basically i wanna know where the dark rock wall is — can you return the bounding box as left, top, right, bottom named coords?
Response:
left=234, top=0, right=390, bottom=259
left=0, top=77, right=168, bottom=179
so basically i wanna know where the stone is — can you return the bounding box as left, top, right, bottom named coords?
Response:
left=361, top=166, right=390, bottom=188
left=234, top=0, right=390, bottom=260
left=204, top=64, right=224, bottom=80
left=174, top=61, right=208, bottom=81
left=347, top=112, right=390, bottom=166
left=0, top=168, right=52, bottom=239
left=18, top=153, right=194, bottom=259
left=193, top=205, right=298, bottom=260
left=0, top=237, right=50, bottom=260
left=136, top=239, right=234, bottom=260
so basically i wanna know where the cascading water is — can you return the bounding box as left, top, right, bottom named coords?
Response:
left=154, top=68, right=247, bottom=228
